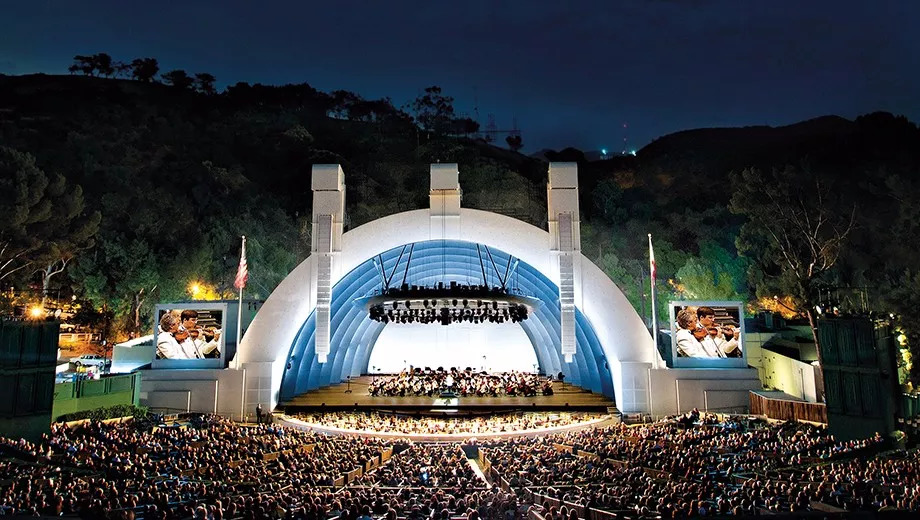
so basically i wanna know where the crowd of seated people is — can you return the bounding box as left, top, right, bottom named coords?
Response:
left=1, top=409, right=918, bottom=519
left=477, top=409, right=899, bottom=517
left=293, top=411, right=604, bottom=435
left=369, top=366, right=551, bottom=397
left=0, top=416, right=394, bottom=519
left=353, top=444, right=476, bottom=488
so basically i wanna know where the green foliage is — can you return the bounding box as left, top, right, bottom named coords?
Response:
left=0, top=147, right=99, bottom=285
left=674, top=242, right=748, bottom=301
left=731, top=166, right=854, bottom=311
left=57, top=404, right=148, bottom=423
left=410, top=86, right=456, bottom=134
left=2, top=69, right=917, bottom=350
left=460, top=159, right=545, bottom=225
left=70, top=299, right=110, bottom=329
left=592, top=179, right=627, bottom=225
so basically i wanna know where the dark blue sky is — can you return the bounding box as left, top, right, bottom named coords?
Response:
left=2, top=0, right=917, bottom=152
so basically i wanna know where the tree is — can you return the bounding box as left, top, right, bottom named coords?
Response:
left=32, top=182, right=101, bottom=304
left=113, top=61, right=132, bottom=78
left=130, top=58, right=159, bottom=82
left=329, top=90, right=361, bottom=119
left=674, top=242, right=748, bottom=301
left=0, top=147, right=56, bottom=282
left=161, top=70, right=194, bottom=89
left=194, top=73, right=217, bottom=95
left=731, top=165, right=856, bottom=367
left=73, top=237, right=160, bottom=336
left=592, top=179, right=627, bottom=225
left=506, top=134, right=524, bottom=152
left=0, top=147, right=101, bottom=297
left=410, top=86, right=455, bottom=134
left=69, top=55, right=96, bottom=76
left=92, top=53, right=115, bottom=77
left=451, top=117, right=480, bottom=136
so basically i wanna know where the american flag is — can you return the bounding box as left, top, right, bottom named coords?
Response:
left=234, top=236, right=248, bottom=290
left=648, top=233, right=656, bottom=281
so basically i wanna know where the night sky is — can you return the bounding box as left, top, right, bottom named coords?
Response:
left=2, top=0, right=918, bottom=152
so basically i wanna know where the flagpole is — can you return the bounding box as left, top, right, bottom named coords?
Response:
left=648, top=233, right=660, bottom=370
left=235, top=235, right=245, bottom=370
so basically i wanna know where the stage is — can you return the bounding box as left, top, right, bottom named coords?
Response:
left=280, top=375, right=616, bottom=413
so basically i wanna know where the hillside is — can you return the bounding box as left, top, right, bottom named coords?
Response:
left=1, top=72, right=918, bottom=341
left=635, top=114, right=920, bottom=203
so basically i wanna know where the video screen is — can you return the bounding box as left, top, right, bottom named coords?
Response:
left=669, top=301, right=746, bottom=367
left=154, top=307, right=224, bottom=362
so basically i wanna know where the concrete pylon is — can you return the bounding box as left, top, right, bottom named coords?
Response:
left=547, top=163, right=581, bottom=363
left=311, top=165, right=345, bottom=363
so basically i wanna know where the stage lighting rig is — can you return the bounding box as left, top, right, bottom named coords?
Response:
left=357, top=281, right=540, bottom=326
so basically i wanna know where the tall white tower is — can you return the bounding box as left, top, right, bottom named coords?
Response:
left=311, top=165, right=345, bottom=363
left=547, top=163, right=581, bottom=363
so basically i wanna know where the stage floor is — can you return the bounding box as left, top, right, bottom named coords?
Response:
left=281, top=375, right=616, bottom=412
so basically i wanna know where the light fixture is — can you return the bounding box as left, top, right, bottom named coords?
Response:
left=357, top=282, right=539, bottom=326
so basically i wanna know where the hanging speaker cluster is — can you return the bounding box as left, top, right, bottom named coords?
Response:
left=358, top=282, right=538, bottom=326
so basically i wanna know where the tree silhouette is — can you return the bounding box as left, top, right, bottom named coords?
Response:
left=410, top=86, right=455, bottom=134
left=69, top=55, right=96, bottom=76
left=506, top=134, right=524, bottom=152
left=161, top=69, right=194, bottom=89
left=113, top=61, right=132, bottom=78
left=194, top=73, right=217, bottom=95
left=92, top=53, right=115, bottom=77
left=448, top=117, right=480, bottom=136
left=130, top=58, right=159, bottom=82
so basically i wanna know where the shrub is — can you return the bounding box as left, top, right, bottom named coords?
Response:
left=57, top=404, right=148, bottom=423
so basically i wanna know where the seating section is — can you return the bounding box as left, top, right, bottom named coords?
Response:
left=0, top=410, right=916, bottom=518
left=292, top=411, right=604, bottom=435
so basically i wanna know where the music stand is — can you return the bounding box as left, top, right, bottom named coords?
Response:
left=344, top=375, right=353, bottom=394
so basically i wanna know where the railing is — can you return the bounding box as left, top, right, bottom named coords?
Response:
left=58, top=332, right=102, bottom=343
left=750, top=391, right=827, bottom=423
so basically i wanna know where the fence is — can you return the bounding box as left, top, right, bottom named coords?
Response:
left=902, top=393, right=920, bottom=420
left=58, top=332, right=102, bottom=344
left=52, top=372, right=141, bottom=420
left=749, top=391, right=827, bottom=423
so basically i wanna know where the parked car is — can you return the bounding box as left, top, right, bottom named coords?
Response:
left=69, top=354, right=111, bottom=368
left=59, top=323, right=77, bottom=333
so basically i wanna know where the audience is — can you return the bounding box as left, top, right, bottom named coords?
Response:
left=0, top=409, right=913, bottom=519
left=293, top=411, right=603, bottom=435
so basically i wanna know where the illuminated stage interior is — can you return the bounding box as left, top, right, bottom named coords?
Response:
left=279, top=375, right=616, bottom=413
left=279, top=239, right=616, bottom=403
left=369, top=321, right=537, bottom=373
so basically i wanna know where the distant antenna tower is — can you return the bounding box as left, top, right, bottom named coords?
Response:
left=485, top=114, right=498, bottom=143
left=622, top=122, right=629, bottom=155
left=473, top=86, right=480, bottom=122
left=510, top=116, right=521, bottom=137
